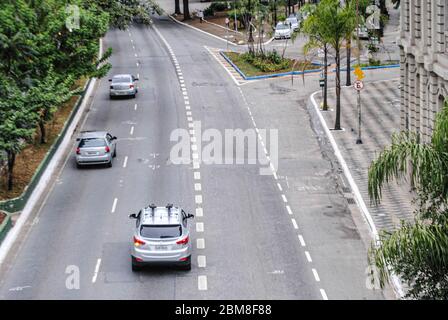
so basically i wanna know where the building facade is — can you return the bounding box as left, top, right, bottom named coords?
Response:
left=399, top=0, right=448, bottom=142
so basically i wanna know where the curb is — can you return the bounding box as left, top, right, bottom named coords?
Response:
left=0, top=212, right=11, bottom=245
left=220, top=51, right=321, bottom=81
left=0, top=39, right=103, bottom=265
left=169, top=15, right=274, bottom=47
left=308, top=88, right=405, bottom=299
left=334, top=64, right=400, bottom=72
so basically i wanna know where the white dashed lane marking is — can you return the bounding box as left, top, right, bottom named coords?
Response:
left=198, top=275, right=207, bottom=291
left=305, top=251, right=312, bottom=262
left=91, top=258, right=101, bottom=283
left=312, top=269, right=320, bottom=282
left=111, top=198, right=118, bottom=213
left=196, top=222, right=204, bottom=232
left=197, top=238, right=205, bottom=249
left=123, top=156, right=128, bottom=168
left=320, top=289, right=328, bottom=300
left=196, top=208, right=203, bottom=217
left=291, top=218, right=298, bottom=229
left=298, top=235, right=306, bottom=247
left=198, top=255, right=206, bottom=268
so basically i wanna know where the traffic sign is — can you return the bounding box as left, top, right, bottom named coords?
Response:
left=354, top=66, right=365, bottom=80
left=354, top=80, right=364, bottom=91
left=319, top=79, right=325, bottom=87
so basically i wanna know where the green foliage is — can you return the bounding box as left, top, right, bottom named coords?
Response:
left=368, top=100, right=448, bottom=299
left=240, top=51, right=290, bottom=72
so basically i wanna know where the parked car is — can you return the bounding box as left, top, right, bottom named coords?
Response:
left=285, top=16, right=300, bottom=31
left=129, top=204, right=195, bottom=271
left=274, top=22, right=292, bottom=40
left=75, top=131, right=117, bottom=168
left=109, top=74, right=138, bottom=98
left=354, top=25, right=369, bottom=40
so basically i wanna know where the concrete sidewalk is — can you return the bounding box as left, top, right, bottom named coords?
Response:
left=314, top=79, right=415, bottom=232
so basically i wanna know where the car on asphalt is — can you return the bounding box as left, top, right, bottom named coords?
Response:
left=109, top=74, right=138, bottom=98
left=285, top=16, right=300, bottom=31
left=129, top=204, right=195, bottom=271
left=274, top=22, right=292, bottom=40
left=354, top=25, right=369, bottom=40
left=75, top=131, right=117, bottom=168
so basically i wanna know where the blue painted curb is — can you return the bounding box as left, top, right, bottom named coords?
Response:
left=220, top=51, right=322, bottom=81
left=335, top=64, right=400, bottom=72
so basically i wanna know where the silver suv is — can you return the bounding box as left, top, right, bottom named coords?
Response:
left=75, top=131, right=117, bottom=168
left=129, top=204, right=194, bottom=271
left=109, top=74, right=138, bottom=98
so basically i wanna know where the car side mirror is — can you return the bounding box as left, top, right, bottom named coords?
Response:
left=134, top=77, right=139, bottom=81
left=112, top=136, right=117, bottom=140
left=108, top=79, right=112, bottom=82
left=76, top=138, right=80, bottom=141
left=129, top=213, right=137, bottom=219
left=187, top=213, right=194, bottom=219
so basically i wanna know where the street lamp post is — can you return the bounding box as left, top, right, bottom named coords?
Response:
left=355, top=0, right=363, bottom=145
left=234, top=0, right=238, bottom=32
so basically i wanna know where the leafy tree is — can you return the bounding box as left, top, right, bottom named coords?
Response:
left=368, top=100, right=448, bottom=299
left=27, top=71, right=81, bottom=144
left=301, top=3, right=329, bottom=110
left=0, top=78, right=39, bottom=191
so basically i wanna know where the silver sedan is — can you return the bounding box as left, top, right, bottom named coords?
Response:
left=109, top=74, right=138, bottom=98
left=75, top=131, right=117, bottom=168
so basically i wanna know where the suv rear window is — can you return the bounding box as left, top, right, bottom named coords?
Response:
left=79, top=138, right=106, bottom=148
left=140, top=225, right=182, bottom=239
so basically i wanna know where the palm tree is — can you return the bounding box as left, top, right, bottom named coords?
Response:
left=368, top=100, right=448, bottom=299
left=317, top=0, right=355, bottom=130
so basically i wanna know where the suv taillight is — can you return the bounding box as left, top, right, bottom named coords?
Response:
left=176, top=235, right=189, bottom=245
left=134, top=236, right=146, bottom=247
left=76, top=147, right=80, bottom=155
left=130, top=84, right=134, bottom=89
left=105, top=146, right=110, bottom=153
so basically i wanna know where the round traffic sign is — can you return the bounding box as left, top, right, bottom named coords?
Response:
left=354, top=80, right=364, bottom=91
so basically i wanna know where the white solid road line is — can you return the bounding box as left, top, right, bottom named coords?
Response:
left=111, top=198, right=118, bottom=213
left=298, top=235, right=306, bottom=247
left=198, top=275, right=208, bottom=290
left=91, top=258, right=102, bottom=283
left=198, top=255, right=206, bottom=268
left=123, top=156, right=128, bottom=168
left=312, top=268, right=320, bottom=282
left=320, top=289, right=329, bottom=300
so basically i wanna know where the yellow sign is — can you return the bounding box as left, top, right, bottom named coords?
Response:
left=354, top=66, right=365, bottom=80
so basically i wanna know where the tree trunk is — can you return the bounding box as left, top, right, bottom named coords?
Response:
left=334, top=48, right=341, bottom=130
left=346, top=37, right=351, bottom=86
left=39, top=119, right=46, bottom=144
left=323, top=44, right=328, bottom=111
left=175, top=0, right=181, bottom=15
left=183, top=0, right=190, bottom=20
left=7, top=151, right=15, bottom=191
left=274, top=1, right=277, bottom=26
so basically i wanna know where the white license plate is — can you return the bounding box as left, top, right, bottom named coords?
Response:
left=88, top=152, right=99, bottom=155
left=155, top=245, right=168, bottom=250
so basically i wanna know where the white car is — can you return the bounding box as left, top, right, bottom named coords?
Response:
left=285, top=17, right=299, bottom=31
left=274, top=22, right=292, bottom=39
left=354, top=25, right=369, bottom=39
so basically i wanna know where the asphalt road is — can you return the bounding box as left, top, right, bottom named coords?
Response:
left=0, top=14, right=386, bottom=300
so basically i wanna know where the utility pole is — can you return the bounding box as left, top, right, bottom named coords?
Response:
left=355, top=0, right=363, bottom=144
